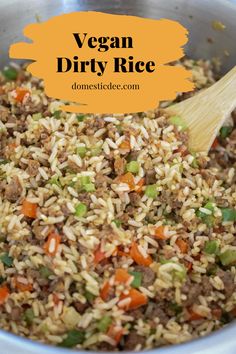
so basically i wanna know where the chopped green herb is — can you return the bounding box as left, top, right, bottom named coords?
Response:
left=2, top=67, right=18, bottom=80
left=126, top=161, right=139, bottom=174
left=97, top=316, right=112, bottom=332
left=32, top=113, right=42, bottom=121
left=75, top=203, right=87, bottom=217
left=39, top=266, right=53, bottom=279
left=84, top=290, right=95, bottom=303
left=76, top=114, right=86, bottom=122
left=84, top=183, right=95, bottom=192
left=145, top=185, right=158, bottom=199
left=220, top=126, right=233, bottom=139
left=112, top=219, right=121, bottom=228
left=0, top=276, right=5, bottom=284
left=0, top=253, right=13, bottom=267
left=221, top=208, right=236, bottom=222
left=24, top=308, right=35, bottom=324
left=169, top=115, right=187, bottom=131
left=129, top=271, right=142, bottom=288
left=59, top=329, right=85, bottom=348
left=169, top=302, right=183, bottom=315
left=204, top=240, right=219, bottom=255
left=0, top=159, right=9, bottom=165
left=219, top=249, right=236, bottom=266
left=77, top=146, right=87, bottom=158
left=53, top=110, right=62, bottom=119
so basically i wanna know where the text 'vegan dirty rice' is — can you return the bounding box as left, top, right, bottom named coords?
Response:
left=0, top=59, right=236, bottom=351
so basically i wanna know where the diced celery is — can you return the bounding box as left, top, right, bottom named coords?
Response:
left=126, top=161, right=139, bottom=174
left=97, top=316, right=112, bottom=332
left=129, top=271, right=142, bottom=288
left=75, top=203, right=87, bottom=217
left=24, top=308, right=35, bottom=324
left=204, top=240, right=219, bottom=255
left=84, top=183, right=95, bottom=192
left=77, top=146, right=87, bottom=158
left=145, top=185, right=158, bottom=199
left=0, top=253, right=13, bottom=267
left=219, top=250, right=236, bottom=266
left=221, top=208, right=236, bottom=222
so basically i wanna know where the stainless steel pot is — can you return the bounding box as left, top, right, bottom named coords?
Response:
left=0, top=0, right=236, bottom=353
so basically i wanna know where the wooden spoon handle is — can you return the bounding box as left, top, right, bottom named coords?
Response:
left=166, top=66, right=236, bottom=152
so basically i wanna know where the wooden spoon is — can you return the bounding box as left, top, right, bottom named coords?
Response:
left=165, top=66, right=236, bottom=152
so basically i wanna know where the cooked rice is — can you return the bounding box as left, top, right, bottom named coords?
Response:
left=0, top=58, right=235, bottom=351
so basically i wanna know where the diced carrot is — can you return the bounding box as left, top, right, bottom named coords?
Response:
left=53, top=293, right=60, bottom=305
left=154, top=225, right=166, bottom=240
left=14, top=277, right=33, bottom=292
left=107, top=325, right=124, bottom=344
left=118, top=172, right=135, bottom=191
left=111, top=247, right=118, bottom=256
left=100, top=281, right=111, bottom=301
left=119, top=140, right=131, bottom=151
left=0, top=285, right=9, bottom=304
left=135, top=178, right=145, bottom=193
left=44, top=232, right=61, bottom=257
left=117, top=249, right=129, bottom=257
left=176, top=239, right=188, bottom=253
left=211, top=138, right=219, bottom=149
left=8, top=142, right=17, bottom=150
left=130, top=242, right=153, bottom=266
left=94, top=246, right=106, bottom=265
left=14, top=87, right=29, bottom=103
left=21, top=199, right=37, bottom=219
left=119, top=288, right=147, bottom=310
left=115, top=269, right=131, bottom=284
left=212, top=308, right=222, bottom=320
left=188, top=308, right=204, bottom=321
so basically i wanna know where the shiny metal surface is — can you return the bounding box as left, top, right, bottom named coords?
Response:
left=0, top=0, right=236, bottom=353
left=1, top=0, right=236, bottom=72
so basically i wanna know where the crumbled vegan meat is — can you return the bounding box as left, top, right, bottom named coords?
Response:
left=4, top=176, right=23, bottom=202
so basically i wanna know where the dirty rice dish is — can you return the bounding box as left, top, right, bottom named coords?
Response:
left=0, top=59, right=236, bottom=351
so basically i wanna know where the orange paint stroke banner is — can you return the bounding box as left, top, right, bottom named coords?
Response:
left=10, top=11, right=194, bottom=113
